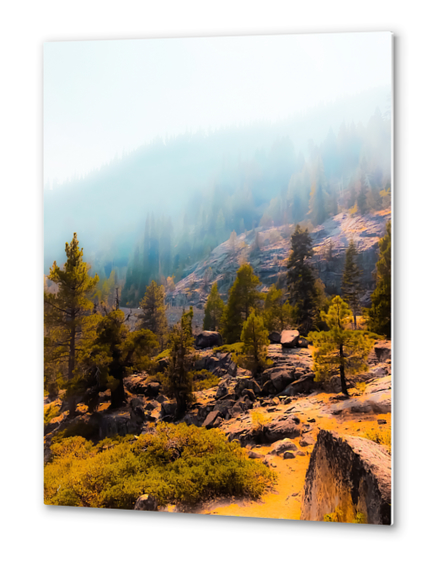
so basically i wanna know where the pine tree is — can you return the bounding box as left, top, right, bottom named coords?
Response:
left=228, top=230, right=237, bottom=254
left=44, top=233, right=99, bottom=415
left=341, top=239, right=362, bottom=328
left=163, top=307, right=196, bottom=419
left=221, top=264, right=264, bottom=344
left=89, top=310, right=158, bottom=408
left=309, top=174, right=328, bottom=226
left=138, top=280, right=168, bottom=351
left=240, top=311, right=270, bottom=374
left=357, top=182, right=368, bottom=215
left=308, top=296, right=374, bottom=396
left=365, top=221, right=391, bottom=337
left=203, top=282, right=225, bottom=331
left=263, top=285, right=293, bottom=332
left=287, top=225, right=317, bottom=335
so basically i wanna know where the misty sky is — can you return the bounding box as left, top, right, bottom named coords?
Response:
left=44, top=32, right=392, bottom=185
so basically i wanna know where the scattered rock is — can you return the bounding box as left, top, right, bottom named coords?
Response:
left=283, top=373, right=316, bottom=396
left=202, top=410, right=221, bottom=428
left=281, top=330, right=300, bottom=348
left=248, top=450, right=264, bottom=459
left=195, top=331, right=223, bottom=349
left=283, top=451, right=296, bottom=459
left=374, top=340, right=391, bottom=363
left=269, top=438, right=298, bottom=456
left=269, top=331, right=281, bottom=343
left=134, top=494, right=158, bottom=511
left=299, top=434, right=315, bottom=447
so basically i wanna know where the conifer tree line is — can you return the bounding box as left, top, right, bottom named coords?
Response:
left=115, top=110, right=390, bottom=307
left=45, top=222, right=390, bottom=416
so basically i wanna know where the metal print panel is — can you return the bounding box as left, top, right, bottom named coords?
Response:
left=44, top=32, right=392, bottom=524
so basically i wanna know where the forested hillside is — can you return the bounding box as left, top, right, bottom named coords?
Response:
left=44, top=91, right=390, bottom=308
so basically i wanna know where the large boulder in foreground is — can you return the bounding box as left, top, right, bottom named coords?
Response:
left=301, top=430, right=391, bottom=525
left=281, top=330, right=300, bottom=348
left=195, top=331, right=223, bottom=349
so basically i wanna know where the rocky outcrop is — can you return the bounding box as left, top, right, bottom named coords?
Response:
left=224, top=413, right=302, bottom=446
left=328, top=376, right=391, bottom=416
left=374, top=340, right=391, bottom=363
left=195, top=331, right=223, bottom=349
left=301, top=430, right=391, bottom=525
left=166, top=211, right=390, bottom=309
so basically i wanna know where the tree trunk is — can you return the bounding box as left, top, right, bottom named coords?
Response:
left=353, top=311, right=357, bottom=330
left=110, top=377, right=126, bottom=408
left=68, top=316, right=77, bottom=416
left=68, top=317, right=76, bottom=380
left=339, top=343, right=349, bottom=396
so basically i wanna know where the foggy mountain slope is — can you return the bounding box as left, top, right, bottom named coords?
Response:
left=166, top=209, right=391, bottom=310
left=44, top=87, right=389, bottom=274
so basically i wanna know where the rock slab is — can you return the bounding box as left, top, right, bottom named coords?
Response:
left=301, top=430, right=391, bottom=525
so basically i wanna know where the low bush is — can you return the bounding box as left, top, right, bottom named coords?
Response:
left=191, top=370, right=220, bottom=391
left=44, top=403, right=60, bottom=427
left=44, top=423, right=276, bottom=509
left=155, top=349, right=170, bottom=361
left=362, top=427, right=391, bottom=452
left=213, top=342, right=244, bottom=365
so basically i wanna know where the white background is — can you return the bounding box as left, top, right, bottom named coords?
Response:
left=0, top=1, right=430, bottom=560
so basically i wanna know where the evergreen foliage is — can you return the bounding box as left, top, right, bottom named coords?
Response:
left=221, top=264, right=264, bottom=344
left=341, top=239, right=362, bottom=328
left=365, top=221, right=391, bottom=337
left=163, top=307, right=196, bottom=419
left=240, top=311, right=270, bottom=373
left=308, top=296, right=374, bottom=395
left=203, top=282, right=225, bottom=331
left=44, top=233, right=99, bottom=415
left=263, top=284, right=293, bottom=332
left=138, top=280, right=168, bottom=350
left=44, top=425, right=276, bottom=508
left=287, top=225, right=318, bottom=334
left=88, top=310, right=158, bottom=408
left=357, top=182, right=368, bottom=215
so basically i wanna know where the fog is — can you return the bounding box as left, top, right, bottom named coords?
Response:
left=44, top=33, right=392, bottom=296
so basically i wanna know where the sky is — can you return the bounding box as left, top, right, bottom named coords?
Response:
left=44, top=32, right=392, bottom=186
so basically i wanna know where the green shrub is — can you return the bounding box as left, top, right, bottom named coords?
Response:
left=44, top=423, right=276, bottom=509
left=213, top=342, right=244, bottom=366
left=323, top=507, right=344, bottom=522
left=353, top=512, right=367, bottom=524
left=44, top=403, right=60, bottom=427
left=191, top=370, right=220, bottom=391
left=214, top=342, right=244, bottom=354
left=363, top=427, right=391, bottom=452
left=155, top=348, right=170, bottom=361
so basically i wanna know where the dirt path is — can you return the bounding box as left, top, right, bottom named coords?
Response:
left=193, top=390, right=391, bottom=521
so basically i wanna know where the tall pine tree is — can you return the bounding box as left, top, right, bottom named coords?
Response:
left=222, top=264, right=264, bottom=344
left=138, top=280, right=168, bottom=351
left=203, top=282, right=225, bottom=331
left=309, top=296, right=374, bottom=396
left=44, top=233, right=99, bottom=415
left=365, top=221, right=391, bottom=337
left=341, top=239, right=362, bottom=328
left=287, top=226, right=317, bottom=335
